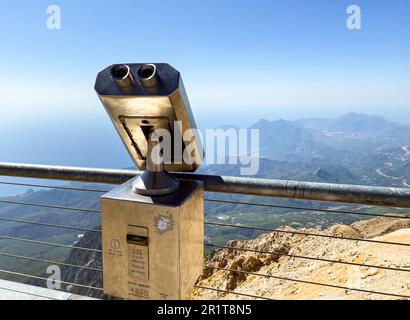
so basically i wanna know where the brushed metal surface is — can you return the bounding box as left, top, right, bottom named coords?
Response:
left=95, top=63, right=202, bottom=172
left=101, top=178, right=204, bottom=300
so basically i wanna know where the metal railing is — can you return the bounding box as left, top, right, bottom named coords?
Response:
left=0, top=162, right=409, bottom=300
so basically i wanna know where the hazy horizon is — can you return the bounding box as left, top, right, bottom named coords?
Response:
left=0, top=110, right=407, bottom=171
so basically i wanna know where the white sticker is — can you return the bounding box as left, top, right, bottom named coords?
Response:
left=154, top=215, right=174, bottom=234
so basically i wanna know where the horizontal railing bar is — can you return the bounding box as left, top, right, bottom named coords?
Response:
left=0, top=180, right=111, bottom=193
left=1, top=179, right=407, bottom=221
left=205, top=198, right=410, bottom=220
left=0, top=199, right=100, bottom=214
left=0, top=216, right=101, bottom=234
left=0, top=269, right=104, bottom=291
left=0, top=234, right=102, bottom=253
left=0, top=251, right=103, bottom=272
left=205, top=222, right=410, bottom=247
left=194, top=285, right=272, bottom=300
left=0, top=162, right=136, bottom=185
left=3, top=191, right=406, bottom=228
left=204, top=265, right=410, bottom=299
left=0, top=162, right=409, bottom=208
left=204, top=243, right=410, bottom=273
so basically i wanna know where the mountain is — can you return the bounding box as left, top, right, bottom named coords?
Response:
left=59, top=227, right=107, bottom=298
left=199, top=158, right=315, bottom=180
left=297, top=117, right=336, bottom=131
left=297, top=113, right=400, bottom=135
left=202, top=113, right=410, bottom=187
left=0, top=184, right=103, bottom=285
left=328, top=112, right=399, bottom=134
left=191, top=216, right=410, bottom=300
left=301, top=165, right=357, bottom=184
left=249, top=119, right=339, bottom=162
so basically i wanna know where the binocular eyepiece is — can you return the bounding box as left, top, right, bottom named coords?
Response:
left=110, top=63, right=159, bottom=88
left=95, top=63, right=203, bottom=195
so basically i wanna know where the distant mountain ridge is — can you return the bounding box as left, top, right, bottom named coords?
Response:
left=249, top=118, right=338, bottom=161
left=203, top=112, right=410, bottom=187
left=296, top=112, right=402, bottom=134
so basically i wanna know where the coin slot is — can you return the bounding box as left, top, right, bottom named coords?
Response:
left=127, top=234, right=148, bottom=246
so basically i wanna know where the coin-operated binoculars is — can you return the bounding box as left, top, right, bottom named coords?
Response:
left=95, top=63, right=204, bottom=300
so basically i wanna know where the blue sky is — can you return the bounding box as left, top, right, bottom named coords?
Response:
left=0, top=0, right=409, bottom=167
left=1, top=0, right=410, bottom=122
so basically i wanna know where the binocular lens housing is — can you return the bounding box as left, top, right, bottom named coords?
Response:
left=95, top=62, right=202, bottom=172
left=110, top=64, right=158, bottom=87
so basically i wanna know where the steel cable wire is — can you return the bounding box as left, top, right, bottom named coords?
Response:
left=0, top=216, right=101, bottom=233
left=0, top=251, right=102, bottom=272
left=204, top=243, right=410, bottom=273
left=0, top=269, right=103, bottom=291
left=203, top=265, right=410, bottom=299
left=205, top=221, right=410, bottom=247
left=205, top=198, right=410, bottom=220
left=194, top=285, right=272, bottom=300
left=0, top=234, right=102, bottom=253
left=0, top=180, right=111, bottom=193
left=0, top=199, right=100, bottom=213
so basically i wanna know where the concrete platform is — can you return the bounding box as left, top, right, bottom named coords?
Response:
left=0, top=279, right=97, bottom=300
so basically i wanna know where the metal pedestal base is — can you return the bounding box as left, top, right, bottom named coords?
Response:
left=132, top=170, right=179, bottom=196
